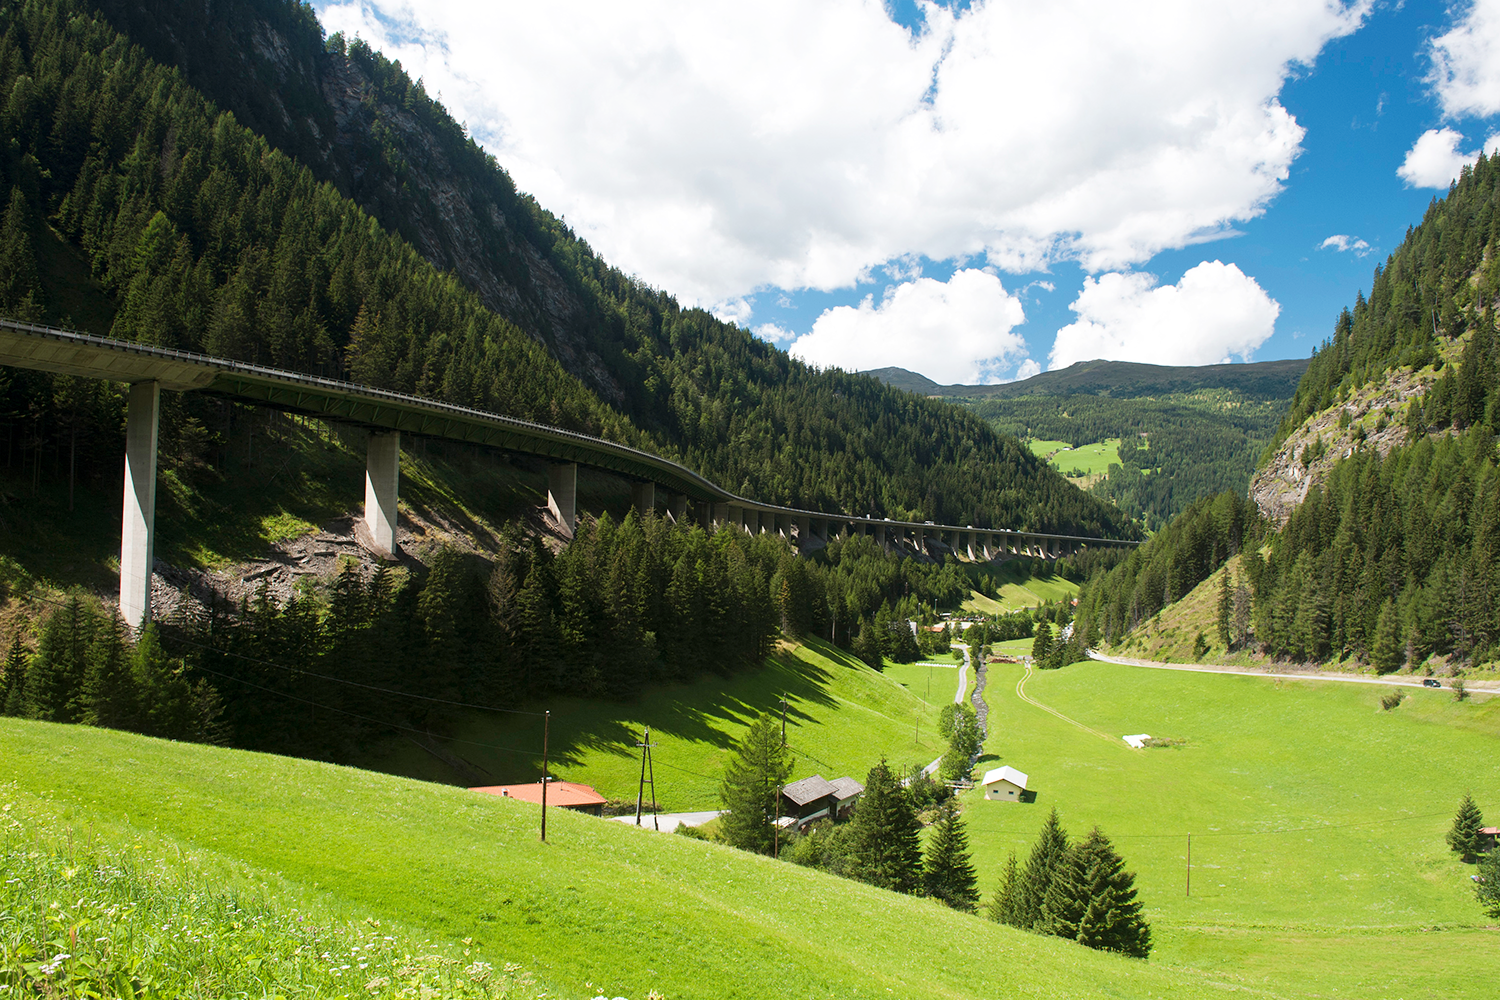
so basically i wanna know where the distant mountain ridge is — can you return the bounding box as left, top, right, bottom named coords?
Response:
left=866, top=358, right=1310, bottom=400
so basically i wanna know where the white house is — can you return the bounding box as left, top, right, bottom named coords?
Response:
left=981, top=766, right=1028, bottom=801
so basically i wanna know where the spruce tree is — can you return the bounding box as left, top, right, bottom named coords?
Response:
left=845, top=758, right=923, bottom=894
left=82, top=609, right=138, bottom=731
left=1371, top=598, right=1404, bottom=673
left=718, top=712, right=793, bottom=856
left=1448, top=793, right=1486, bottom=862
left=24, top=597, right=95, bottom=723
left=1, top=632, right=28, bottom=716
left=1217, top=570, right=1233, bottom=649
left=1478, top=841, right=1500, bottom=919
left=1040, top=835, right=1088, bottom=939
left=1031, top=622, right=1053, bottom=664
left=986, top=851, right=1022, bottom=926
left=1071, top=827, right=1152, bottom=957
left=1014, top=807, right=1070, bottom=930
left=921, top=797, right=980, bottom=910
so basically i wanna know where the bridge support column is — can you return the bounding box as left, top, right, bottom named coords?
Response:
left=547, top=462, right=578, bottom=537
left=713, top=502, right=730, bottom=526
left=875, top=523, right=887, bottom=551
left=631, top=481, right=656, bottom=515
left=668, top=493, right=688, bottom=523
left=120, top=381, right=160, bottom=629
left=914, top=527, right=926, bottom=556
left=363, top=431, right=401, bottom=558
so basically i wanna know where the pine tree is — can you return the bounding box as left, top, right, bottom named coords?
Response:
left=82, top=609, right=138, bottom=730
left=1448, top=793, right=1486, bottom=863
left=1072, top=827, right=1152, bottom=957
left=1031, top=621, right=1053, bottom=664
left=939, top=708, right=983, bottom=783
left=921, top=797, right=980, bottom=911
left=986, top=851, right=1022, bottom=926
left=718, top=712, right=793, bottom=856
left=1014, top=807, right=1070, bottom=930
left=1371, top=599, right=1403, bottom=673
left=1217, top=570, right=1233, bottom=649
left=24, top=597, right=95, bottom=723
left=1, top=632, right=29, bottom=716
left=1478, top=842, right=1500, bottom=919
left=845, top=758, right=923, bottom=894
left=852, top=615, right=883, bottom=668
left=1041, top=834, right=1088, bottom=939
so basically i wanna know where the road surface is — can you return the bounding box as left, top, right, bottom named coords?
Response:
left=1088, top=651, right=1500, bottom=693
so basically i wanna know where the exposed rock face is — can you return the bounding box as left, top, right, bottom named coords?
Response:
left=1248, top=366, right=1440, bottom=525
left=89, top=0, right=626, bottom=405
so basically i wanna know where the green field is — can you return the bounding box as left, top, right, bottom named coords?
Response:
left=1026, top=438, right=1073, bottom=459
left=962, top=561, right=1079, bottom=614
left=1051, top=438, right=1123, bottom=476
left=966, top=659, right=1500, bottom=998
left=2, top=719, right=1258, bottom=1000
left=358, top=641, right=951, bottom=808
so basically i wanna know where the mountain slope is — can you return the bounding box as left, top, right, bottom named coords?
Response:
left=868, top=358, right=1309, bottom=400
left=0, top=0, right=1135, bottom=537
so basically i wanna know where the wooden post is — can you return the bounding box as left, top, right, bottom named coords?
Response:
left=540, top=711, right=550, bottom=842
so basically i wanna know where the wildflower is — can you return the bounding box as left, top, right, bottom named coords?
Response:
left=38, top=953, right=72, bottom=976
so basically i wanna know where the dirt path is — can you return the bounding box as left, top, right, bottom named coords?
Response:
left=1088, top=651, right=1500, bottom=694
left=1014, top=661, right=1119, bottom=745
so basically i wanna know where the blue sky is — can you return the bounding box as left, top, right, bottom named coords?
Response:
left=315, top=1, right=1500, bottom=384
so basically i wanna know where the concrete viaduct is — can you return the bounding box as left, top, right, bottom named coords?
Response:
left=0, top=319, right=1139, bottom=628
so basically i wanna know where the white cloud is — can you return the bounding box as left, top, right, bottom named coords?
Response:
left=1013, top=358, right=1043, bottom=382
left=1319, top=234, right=1370, bottom=255
left=1048, top=260, right=1279, bottom=370
left=1428, top=0, right=1500, bottom=118
left=710, top=297, right=753, bottom=326
left=315, top=0, right=1367, bottom=306
left=753, top=322, right=795, bottom=346
left=788, top=269, right=1026, bottom=385
left=1397, top=127, right=1500, bottom=188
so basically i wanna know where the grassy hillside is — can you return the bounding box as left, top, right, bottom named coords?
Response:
left=3, top=718, right=1251, bottom=1000
left=966, top=658, right=1500, bottom=998
left=360, top=640, right=954, bottom=807
left=961, top=560, right=1079, bottom=614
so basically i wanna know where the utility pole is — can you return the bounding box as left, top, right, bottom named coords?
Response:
left=635, top=725, right=658, bottom=827
left=540, top=710, right=550, bottom=843
left=781, top=695, right=788, bottom=746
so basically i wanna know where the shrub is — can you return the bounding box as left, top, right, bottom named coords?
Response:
left=1453, top=679, right=1468, bottom=701
left=1380, top=690, right=1404, bottom=711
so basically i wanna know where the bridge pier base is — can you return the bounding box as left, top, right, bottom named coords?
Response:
left=363, top=431, right=401, bottom=558
left=548, top=462, right=578, bottom=537
left=120, top=381, right=160, bottom=629
left=668, top=493, right=688, bottom=524
left=631, top=481, right=656, bottom=516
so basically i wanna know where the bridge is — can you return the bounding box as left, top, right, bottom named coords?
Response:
left=0, top=318, right=1138, bottom=627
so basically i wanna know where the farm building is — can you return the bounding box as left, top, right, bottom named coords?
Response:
left=781, top=774, right=865, bottom=825
left=1483, top=827, right=1499, bottom=852
left=981, top=766, right=1029, bottom=802
left=470, top=781, right=607, bottom=816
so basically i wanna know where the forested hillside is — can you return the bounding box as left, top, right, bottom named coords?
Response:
left=1074, top=152, right=1500, bottom=671
left=0, top=0, right=1134, bottom=536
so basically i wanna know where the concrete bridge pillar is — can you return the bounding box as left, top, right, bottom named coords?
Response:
left=631, top=481, right=656, bottom=515
left=120, top=381, right=160, bottom=629
left=743, top=509, right=759, bottom=533
left=695, top=501, right=713, bottom=529
left=547, top=462, right=578, bottom=538
left=914, top=527, right=926, bottom=555
left=712, top=502, right=731, bottom=526
left=365, top=430, right=401, bottom=559
left=668, top=493, right=689, bottom=523
left=875, top=523, right=887, bottom=551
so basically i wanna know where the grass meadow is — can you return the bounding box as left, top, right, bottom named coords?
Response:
left=966, top=657, right=1500, bottom=998
left=3, top=718, right=1259, bottom=1000
left=359, top=640, right=953, bottom=808
left=963, top=560, right=1080, bottom=614
left=1051, top=439, right=1123, bottom=477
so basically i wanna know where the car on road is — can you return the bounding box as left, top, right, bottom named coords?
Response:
left=1423, top=678, right=1442, bottom=688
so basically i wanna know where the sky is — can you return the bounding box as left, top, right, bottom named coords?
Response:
left=312, top=0, right=1500, bottom=385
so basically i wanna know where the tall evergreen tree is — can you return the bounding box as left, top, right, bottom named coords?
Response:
left=986, top=851, right=1022, bottom=927
left=1071, top=827, right=1152, bottom=958
left=23, top=597, right=95, bottom=723
left=1031, top=621, right=1053, bottom=664
left=1014, top=807, right=1070, bottom=930
left=1, top=632, right=28, bottom=716
left=921, top=797, right=980, bottom=911
left=845, top=758, right=923, bottom=894
left=718, top=712, right=793, bottom=856
left=1448, top=794, right=1487, bottom=863
left=1217, top=569, right=1233, bottom=649
left=82, top=609, right=137, bottom=730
